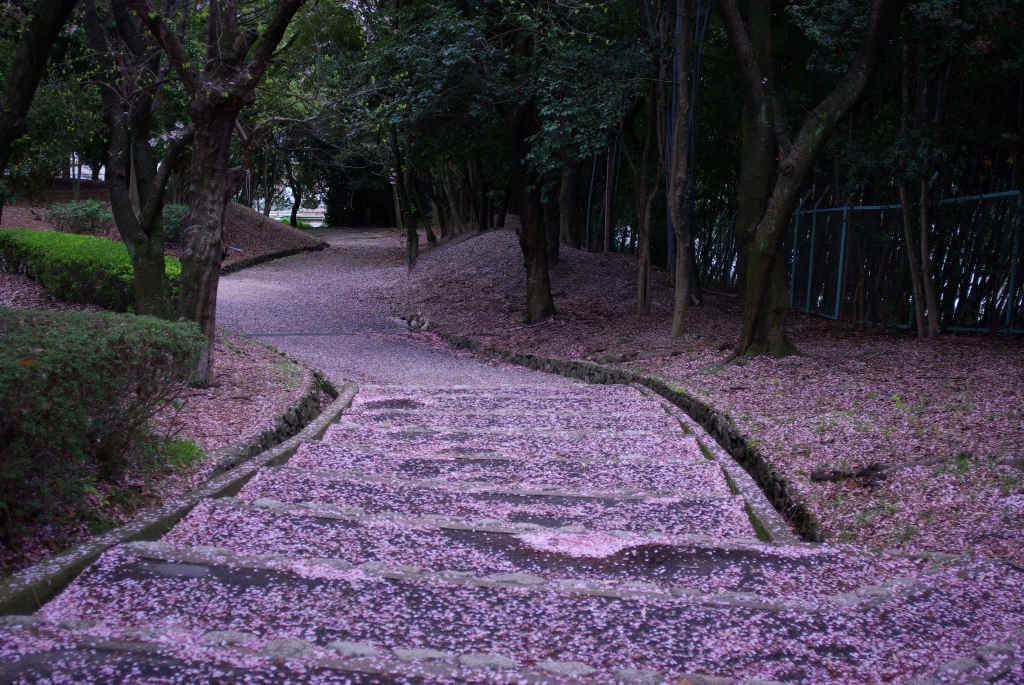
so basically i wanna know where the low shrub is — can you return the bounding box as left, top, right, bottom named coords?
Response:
left=45, top=201, right=115, bottom=235
left=0, top=307, right=205, bottom=538
left=279, top=217, right=316, bottom=230
left=0, top=229, right=181, bottom=311
left=163, top=204, right=189, bottom=245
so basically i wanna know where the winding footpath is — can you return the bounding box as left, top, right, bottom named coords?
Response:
left=1, top=230, right=1022, bottom=684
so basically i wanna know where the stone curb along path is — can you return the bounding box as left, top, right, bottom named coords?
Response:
left=0, top=381, right=358, bottom=617
left=448, top=335, right=819, bottom=542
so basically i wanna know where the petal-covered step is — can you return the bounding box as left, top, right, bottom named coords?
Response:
left=235, top=466, right=755, bottom=538
left=161, top=499, right=933, bottom=603
left=31, top=544, right=1023, bottom=685
left=321, top=425, right=692, bottom=461
left=341, top=410, right=682, bottom=432
left=289, top=442, right=727, bottom=493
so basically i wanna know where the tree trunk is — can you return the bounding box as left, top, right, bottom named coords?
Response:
left=507, top=104, right=555, bottom=324
left=919, top=178, right=940, bottom=338
left=389, top=130, right=418, bottom=266
left=717, top=0, right=907, bottom=356
left=603, top=144, right=614, bottom=251
left=496, top=184, right=511, bottom=228
left=668, top=0, right=693, bottom=339
left=898, top=182, right=927, bottom=337
left=559, top=159, right=582, bottom=248
left=544, top=179, right=560, bottom=266
left=622, top=84, right=662, bottom=317
left=178, top=111, right=238, bottom=384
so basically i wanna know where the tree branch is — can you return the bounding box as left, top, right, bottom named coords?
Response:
left=244, top=0, right=306, bottom=87
left=139, top=124, right=194, bottom=229
left=124, top=0, right=198, bottom=94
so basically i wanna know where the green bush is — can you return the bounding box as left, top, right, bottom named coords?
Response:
left=163, top=204, right=189, bottom=245
left=279, top=216, right=316, bottom=230
left=0, top=229, right=181, bottom=311
left=45, top=201, right=115, bottom=235
left=0, top=307, right=205, bottom=537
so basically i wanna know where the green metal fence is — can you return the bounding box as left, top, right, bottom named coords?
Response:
left=694, top=190, right=1023, bottom=334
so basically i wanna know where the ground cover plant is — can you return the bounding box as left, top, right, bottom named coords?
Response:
left=0, top=228, right=180, bottom=311
left=0, top=306, right=204, bottom=546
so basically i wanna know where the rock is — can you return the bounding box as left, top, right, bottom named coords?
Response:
left=393, top=648, right=455, bottom=662
left=359, top=561, right=384, bottom=573
left=934, top=657, right=982, bottom=675
left=263, top=638, right=318, bottom=659
left=976, top=642, right=1014, bottom=659
left=202, top=630, right=256, bottom=645
left=190, top=546, right=233, bottom=556
left=253, top=498, right=285, bottom=509
left=473, top=518, right=505, bottom=527
left=671, top=587, right=703, bottom=597
left=607, top=530, right=634, bottom=538
left=537, top=661, right=597, bottom=677
left=514, top=522, right=544, bottom=531
left=854, top=585, right=890, bottom=598
left=58, top=619, right=102, bottom=630
left=558, top=526, right=588, bottom=534
left=683, top=676, right=732, bottom=685
left=458, top=653, right=517, bottom=670
left=490, top=572, right=546, bottom=586
left=828, top=593, right=861, bottom=608
left=327, top=641, right=378, bottom=658
left=0, top=615, right=43, bottom=628
left=614, top=668, right=664, bottom=684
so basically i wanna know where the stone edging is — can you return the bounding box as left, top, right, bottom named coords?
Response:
left=220, top=241, right=328, bottom=275
left=448, top=335, right=819, bottom=543
left=0, top=381, right=358, bottom=616
left=205, top=368, right=336, bottom=478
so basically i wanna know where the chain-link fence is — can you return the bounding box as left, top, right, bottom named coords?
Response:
left=693, top=190, right=1023, bottom=334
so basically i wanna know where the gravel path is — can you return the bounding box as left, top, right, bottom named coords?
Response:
left=1, top=229, right=1021, bottom=685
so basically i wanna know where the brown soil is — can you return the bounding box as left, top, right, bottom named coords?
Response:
left=387, top=226, right=1024, bottom=561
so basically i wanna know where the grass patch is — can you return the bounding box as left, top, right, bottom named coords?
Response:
left=279, top=217, right=316, bottom=230
left=0, top=229, right=181, bottom=311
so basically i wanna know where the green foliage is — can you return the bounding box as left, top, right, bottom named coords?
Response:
left=45, top=201, right=114, bottom=235
left=279, top=217, right=315, bottom=230
left=163, top=204, right=190, bottom=245
left=0, top=229, right=181, bottom=312
left=0, top=307, right=205, bottom=537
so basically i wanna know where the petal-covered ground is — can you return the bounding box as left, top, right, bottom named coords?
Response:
left=3, top=228, right=1021, bottom=685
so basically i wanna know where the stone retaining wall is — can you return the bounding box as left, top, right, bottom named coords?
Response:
left=449, top=336, right=821, bottom=542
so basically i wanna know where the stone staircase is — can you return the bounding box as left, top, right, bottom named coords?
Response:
left=0, top=384, right=1019, bottom=684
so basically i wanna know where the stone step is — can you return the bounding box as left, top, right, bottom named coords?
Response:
left=163, top=499, right=934, bottom=605
left=24, top=544, right=1018, bottom=684
left=321, top=425, right=691, bottom=461
left=341, top=410, right=682, bottom=432
left=236, top=466, right=756, bottom=539
left=351, top=391, right=669, bottom=415
left=289, top=442, right=727, bottom=493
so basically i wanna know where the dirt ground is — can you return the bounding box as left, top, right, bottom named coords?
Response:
left=387, top=226, right=1024, bottom=562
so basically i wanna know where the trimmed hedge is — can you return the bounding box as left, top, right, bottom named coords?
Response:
left=44, top=201, right=115, bottom=235
left=0, top=229, right=181, bottom=312
left=0, top=307, right=205, bottom=536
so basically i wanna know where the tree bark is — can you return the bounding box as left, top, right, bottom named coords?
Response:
left=544, top=177, right=561, bottom=266
left=919, top=178, right=940, bottom=338
left=389, top=130, right=418, bottom=266
left=898, top=183, right=927, bottom=337
left=84, top=0, right=192, bottom=318
left=129, top=0, right=307, bottom=384
left=559, top=159, right=582, bottom=248
left=506, top=103, right=555, bottom=324
left=667, top=0, right=693, bottom=338
left=717, top=0, right=908, bottom=356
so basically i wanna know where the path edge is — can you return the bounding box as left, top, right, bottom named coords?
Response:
left=0, top=382, right=358, bottom=616
left=448, top=335, right=816, bottom=543
left=221, top=241, right=328, bottom=275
